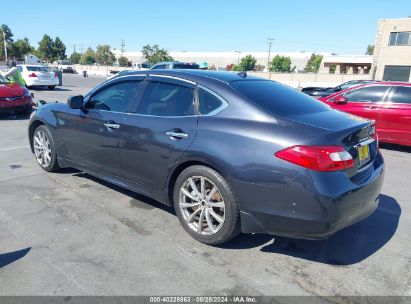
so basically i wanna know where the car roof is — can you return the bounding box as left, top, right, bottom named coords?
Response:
left=120, top=69, right=263, bottom=84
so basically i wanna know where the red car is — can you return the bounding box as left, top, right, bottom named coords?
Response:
left=0, top=75, right=33, bottom=115
left=319, top=82, right=411, bottom=147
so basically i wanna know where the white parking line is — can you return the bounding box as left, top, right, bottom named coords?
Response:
left=0, top=145, right=30, bottom=152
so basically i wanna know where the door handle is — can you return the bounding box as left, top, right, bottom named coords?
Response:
left=104, top=121, right=120, bottom=129
left=166, top=130, right=189, bottom=139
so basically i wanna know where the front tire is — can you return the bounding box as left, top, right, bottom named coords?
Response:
left=33, top=125, right=61, bottom=172
left=173, top=165, right=240, bottom=245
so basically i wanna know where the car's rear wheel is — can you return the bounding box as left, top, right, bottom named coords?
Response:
left=48, top=86, right=55, bottom=90
left=33, top=125, right=60, bottom=172
left=173, top=165, right=240, bottom=245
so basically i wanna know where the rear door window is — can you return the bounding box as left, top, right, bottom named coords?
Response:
left=136, top=81, right=195, bottom=116
left=231, top=80, right=330, bottom=116
left=343, top=86, right=389, bottom=102
left=387, top=86, right=411, bottom=104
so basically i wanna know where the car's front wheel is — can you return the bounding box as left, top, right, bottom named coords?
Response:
left=33, top=125, right=61, bottom=172
left=173, top=165, right=240, bottom=245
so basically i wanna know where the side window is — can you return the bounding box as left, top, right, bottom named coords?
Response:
left=89, top=81, right=141, bottom=113
left=388, top=86, right=411, bottom=104
left=344, top=86, right=388, bottom=103
left=137, top=81, right=194, bottom=116
left=198, top=87, right=224, bottom=115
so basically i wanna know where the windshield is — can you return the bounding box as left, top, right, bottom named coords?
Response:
left=231, top=80, right=330, bottom=116
left=27, top=66, right=49, bottom=72
left=0, top=74, right=10, bottom=84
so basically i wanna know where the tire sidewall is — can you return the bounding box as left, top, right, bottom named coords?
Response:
left=173, top=165, right=240, bottom=245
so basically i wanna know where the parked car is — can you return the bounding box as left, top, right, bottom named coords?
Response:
left=17, top=65, right=59, bottom=90
left=302, top=80, right=378, bottom=98
left=28, top=70, right=384, bottom=245
left=0, top=74, right=33, bottom=115
left=57, top=60, right=75, bottom=73
left=319, top=82, right=411, bottom=147
left=151, top=61, right=200, bottom=70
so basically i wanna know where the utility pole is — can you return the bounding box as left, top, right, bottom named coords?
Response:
left=234, top=51, right=241, bottom=64
left=1, top=29, right=8, bottom=63
left=267, top=37, right=274, bottom=72
left=120, top=39, right=125, bottom=57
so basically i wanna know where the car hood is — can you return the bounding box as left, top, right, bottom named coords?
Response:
left=0, top=83, right=25, bottom=98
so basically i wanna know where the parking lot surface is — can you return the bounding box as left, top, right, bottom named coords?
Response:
left=0, top=74, right=410, bottom=296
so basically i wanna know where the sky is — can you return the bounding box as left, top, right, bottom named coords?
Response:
left=2, top=0, right=411, bottom=55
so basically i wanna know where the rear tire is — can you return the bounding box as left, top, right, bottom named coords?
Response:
left=32, top=125, right=61, bottom=172
left=48, top=86, right=55, bottom=90
left=173, top=165, right=240, bottom=245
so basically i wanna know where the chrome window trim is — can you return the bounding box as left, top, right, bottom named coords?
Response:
left=148, top=74, right=196, bottom=85
left=197, top=85, right=228, bottom=116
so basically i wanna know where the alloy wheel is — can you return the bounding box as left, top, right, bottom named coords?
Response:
left=33, top=130, right=52, bottom=168
left=179, top=176, right=226, bottom=235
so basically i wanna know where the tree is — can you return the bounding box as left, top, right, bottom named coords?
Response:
left=10, top=38, right=34, bottom=59
left=269, top=55, right=292, bottom=72
left=0, top=24, right=14, bottom=59
left=118, top=56, right=129, bottom=67
left=304, top=53, right=323, bottom=73
left=142, top=44, right=173, bottom=64
left=329, top=64, right=337, bottom=74
left=95, top=44, right=116, bottom=65
left=80, top=47, right=96, bottom=65
left=365, top=44, right=374, bottom=55
left=237, top=54, right=257, bottom=71
left=53, top=36, right=66, bottom=60
left=69, top=52, right=81, bottom=64
left=37, top=34, right=55, bottom=62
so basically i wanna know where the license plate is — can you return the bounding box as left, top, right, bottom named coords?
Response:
left=39, top=73, right=50, bottom=79
left=358, top=144, right=370, bottom=165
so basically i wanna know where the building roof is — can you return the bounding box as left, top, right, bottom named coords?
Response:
left=322, top=55, right=373, bottom=64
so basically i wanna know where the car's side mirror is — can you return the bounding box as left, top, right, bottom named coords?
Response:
left=67, top=95, right=84, bottom=109
left=333, top=95, right=347, bottom=105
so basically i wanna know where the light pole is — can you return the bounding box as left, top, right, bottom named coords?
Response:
left=234, top=51, right=241, bottom=64
left=267, top=38, right=274, bottom=72
left=1, top=29, right=7, bottom=63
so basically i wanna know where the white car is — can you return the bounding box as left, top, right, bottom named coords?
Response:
left=17, top=65, right=59, bottom=89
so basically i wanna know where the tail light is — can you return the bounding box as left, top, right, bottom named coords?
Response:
left=28, top=73, right=37, bottom=77
left=275, top=146, right=354, bottom=172
left=54, top=72, right=59, bottom=78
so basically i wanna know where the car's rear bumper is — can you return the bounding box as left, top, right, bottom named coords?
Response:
left=25, top=78, right=59, bottom=86
left=234, top=153, right=385, bottom=239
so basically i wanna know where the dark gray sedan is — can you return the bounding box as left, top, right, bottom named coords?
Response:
left=28, top=70, right=384, bottom=245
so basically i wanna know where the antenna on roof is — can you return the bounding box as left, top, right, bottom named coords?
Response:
left=237, top=72, right=247, bottom=78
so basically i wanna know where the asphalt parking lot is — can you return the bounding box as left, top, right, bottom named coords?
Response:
left=0, top=73, right=410, bottom=297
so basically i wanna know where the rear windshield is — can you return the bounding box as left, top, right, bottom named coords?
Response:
left=173, top=63, right=199, bottom=69
left=231, top=80, right=330, bottom=116
left=27, top=66, right=49, bottom=72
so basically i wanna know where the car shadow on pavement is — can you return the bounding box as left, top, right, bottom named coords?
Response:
left=0, top=247, right=31, bottom=268
left=71, top=171, right=175, bottom=215
left=223, top=194, right=401, bottom=265
left=380, top=143, right=411, bottom=153
left=0, top=113, right=30, bottom=120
